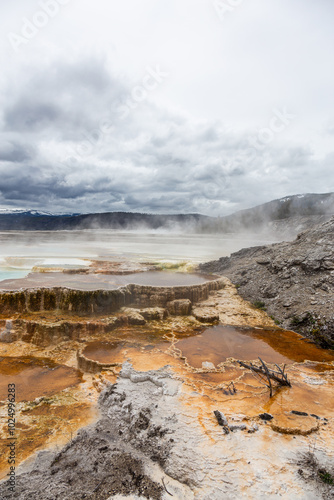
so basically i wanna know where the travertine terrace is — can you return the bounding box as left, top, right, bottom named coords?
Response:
left=0, top=269, right=333, bottom=499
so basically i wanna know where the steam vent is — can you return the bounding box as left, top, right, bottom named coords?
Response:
left=1, top=263, right=334, bottom=499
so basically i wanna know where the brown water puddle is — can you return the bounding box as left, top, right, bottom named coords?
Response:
left=82, top=338, right=171, bottom=364
left=82, top=341, right=127, bottom=364
left=175, top=325, right=334, bottom=368
left=0, top=357, right=82, bottom=402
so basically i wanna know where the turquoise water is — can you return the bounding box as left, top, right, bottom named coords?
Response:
left=0, top=269, right=29, bottom=281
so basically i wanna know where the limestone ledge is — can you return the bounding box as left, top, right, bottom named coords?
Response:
left=9, top=306, right=171, bottom=346
left=0, top=278, right=224, bottom=315
left=13, top=316, right=122, bottom=346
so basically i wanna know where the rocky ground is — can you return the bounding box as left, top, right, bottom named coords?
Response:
left=266, top=214, right=332, bottom=239
left=1, top=361, right=333, bottom=500
left=200, top=217, right=334, bottom=349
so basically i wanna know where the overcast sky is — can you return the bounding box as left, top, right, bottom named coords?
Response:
left=0, top=0, right=333, bottom=215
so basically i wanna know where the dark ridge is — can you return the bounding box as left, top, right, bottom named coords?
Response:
left=0, top=193, right=333, bottom=231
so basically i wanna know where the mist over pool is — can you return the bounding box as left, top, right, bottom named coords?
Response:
left=0, top=230, right=279, bottom=281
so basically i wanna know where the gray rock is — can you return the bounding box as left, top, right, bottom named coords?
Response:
left=229, top=424, right=247, bottom=432
left=259, top=413, right=274, bottom=421
left=214, top=410, right=228, bottom=427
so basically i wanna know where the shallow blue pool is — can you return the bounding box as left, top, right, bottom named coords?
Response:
left=0, top=269, right=30, bottom=281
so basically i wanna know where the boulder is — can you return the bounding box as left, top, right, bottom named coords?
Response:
left=139, top=307, right=167, bottom=321
left=121, top=308, right=146, bottom=325
left=192, top=307, right=219, bottom=323
left=167, top=299, right=192, bottom=316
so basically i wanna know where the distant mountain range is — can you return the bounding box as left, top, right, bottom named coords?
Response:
left=0, top=211, right=210, bottom=231
left=205, top=192, right=334, bottom=232
left=0, top=193, right=333, bottom=232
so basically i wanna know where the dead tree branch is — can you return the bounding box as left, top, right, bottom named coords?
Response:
left=238, top=357, right=291, bottom=397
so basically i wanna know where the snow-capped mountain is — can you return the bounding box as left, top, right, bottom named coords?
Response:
left=0, top=209, right=76, bottom=216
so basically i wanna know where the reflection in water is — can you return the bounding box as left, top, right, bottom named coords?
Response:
left=0, top=357, right=82, bottom=402
left=175, top=325, right=334, bottom=368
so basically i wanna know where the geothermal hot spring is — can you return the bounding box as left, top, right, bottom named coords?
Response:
left=0, top=229, right=278, bottom=281
left=0, top=230, right=333, bottom=496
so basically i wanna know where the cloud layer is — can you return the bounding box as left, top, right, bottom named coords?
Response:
left=0, top=0, right=333, bottom=215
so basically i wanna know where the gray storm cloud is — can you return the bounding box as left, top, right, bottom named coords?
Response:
left=0, top=0, right=333, bottom=215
